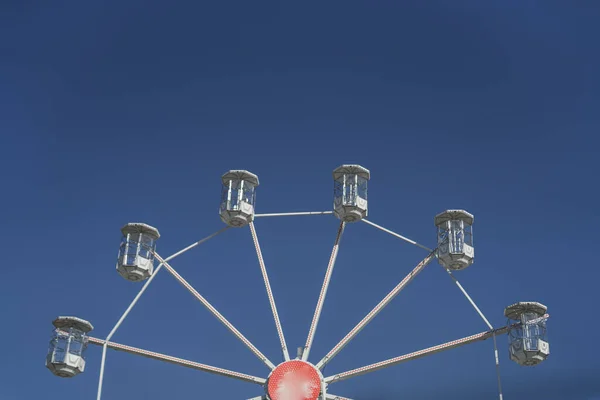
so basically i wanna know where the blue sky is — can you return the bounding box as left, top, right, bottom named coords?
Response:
left=1, top=1, right=599, bottom=399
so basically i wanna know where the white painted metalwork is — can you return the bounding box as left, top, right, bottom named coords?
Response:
left=96, top=270, right=160, bottom=400
left=325, top=395, right=353, bottom=400
left=220, top=170, right=259, bottom=227
left=325, top=323, right=516, bottom=383
left=255, top=211, right=333, bottom=218
left=361, top=213, right=505, bottom=400
left=445, top=269, right=504, bottom=400
left=362, top=217, right=504, bottom=400
left=316, top=252, right=436, bottom=369
left=154, top=251, right=276, bottom=370
left=87, top=336, right=266, bottom=384
left=250, top=221, right=290, bottom=361
left=524, top=314, right=550, bottom=326
left=46, top=317, right=93, bottom=378
left=435, top=210, right=475, bottom=270
left=47, top=166, right=549, bottom=400
left=362, top=219, right=434, bottom=252
left=97, top=227, right=230, bottom=400
left=332, top=165, right=370, bottom=222
left=116, top=223, right=160, bottom=281
left=505, top=302, right=550, bottom=366
left=303, top=221, right=346, bottom=361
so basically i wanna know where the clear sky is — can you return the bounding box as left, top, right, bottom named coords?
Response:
left=1, top=1, right=599, bottom=399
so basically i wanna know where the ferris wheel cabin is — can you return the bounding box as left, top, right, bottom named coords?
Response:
left=220, top=170, right=259, bottom=227
left=46, top=317, right=93, bottom=378
left=332, top=164, right=370, bottom=223
left=505, top=302, right=550, bottom=366
left=435, top=210, right=474, bottom=270
left=116, top=223, right=160, bottom=282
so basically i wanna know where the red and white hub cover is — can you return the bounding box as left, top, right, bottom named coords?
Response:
left=267, top=360, right=323, bottom=400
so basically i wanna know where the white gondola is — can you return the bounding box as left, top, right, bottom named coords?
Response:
left=332, top=165, right=370, bottom=222
left=220, top=170, right=259, bottom=227
left=46, top=316, right=93, bottom=378
left=505, top=302, right=550, bottom=366
left=435, top=209, right=474, bottom=270
left=116, top=223, right=160, bottom=282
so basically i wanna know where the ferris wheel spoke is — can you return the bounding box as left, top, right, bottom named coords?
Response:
left=103, top=226, right=231, bottom=344
left=161, top=225, right=232, bottom=262
left=254, top=211, right=334, bottom=218
left=153, top=252, right=277, bottom=370
left=86, top=336, right=266, bottom=385
left=444, top=269, right=504, bottom=400
left=444, top=269, right=495, bottom=329
left=324, top=324, right=515, bottom=384
left=361, top=219, right=434, bottom=252
left=249, top=222, right=290, bottom=361
left=325, top=394, right=353, bottom=400
left=316, top=252, right=436, bottom=370
left=96, top=227, right=231, bottom=400
left=302, top=221, right=346, bottom=361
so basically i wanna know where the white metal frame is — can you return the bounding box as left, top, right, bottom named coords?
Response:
left=303, top=221, right=346, bottom=361
left=249, top=221, right=290, bottom=361
left=51, top=199, right=548, bottom=399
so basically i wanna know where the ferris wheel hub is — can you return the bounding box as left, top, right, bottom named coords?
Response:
left=266, top=360, right=324, bottom=400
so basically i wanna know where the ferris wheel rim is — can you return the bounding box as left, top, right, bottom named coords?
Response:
left=46, top=166, right=550, bottom=400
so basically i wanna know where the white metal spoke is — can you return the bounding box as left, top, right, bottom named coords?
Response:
left=97, top=263, right=161, bottom=400
left=325, top=394, right=353, bottom=400
left=97, top=227, right=230, bottom=400
left=254, top=211, right=333, bottom=218
left=491, top=333, right=503, bottom=400
left=362, top=219, right=433, bottom=252
left=249, top=221, right=290, bottom=361
left=316, top=252, right=436, bottom=369
left=153, top=252, right=276, bottom=370
left=303, top=221, right=346, bottom=361
left=161, top=226, right=231, bottom=261
left=446, top=270, right=493, bottom=329
left=325, top=324, right=515, bottom=384
left=87, top=336, right=266, bottom=385
left=445, top=269, right=503, bottom=400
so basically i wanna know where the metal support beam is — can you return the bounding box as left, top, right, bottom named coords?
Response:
left=325, top=394, right=353, bottom=400
left=154, top=252, right=276, bottom=370
left=96, top=227, right=230, bottom=400
left=362, top=219, right=433, bottom=252
left=249, top=221, right=290, bottom=361
left=325, top=324, right=515, bottom=384
left=303, top=221, right=346, bottom=361
left=445, top=269, right=503, bottom=400
left=97, top=263, right=160, bottom=400
left=446, top=270, right=493, bottom=329
left=254, top=211, right=333, bottom=218
left=316, top=252, right=436, bottom=369
left=87, top=336, right=266, bottom=385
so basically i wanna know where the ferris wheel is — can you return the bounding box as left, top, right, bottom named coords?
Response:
left=45, top=165, right=550, bottom=400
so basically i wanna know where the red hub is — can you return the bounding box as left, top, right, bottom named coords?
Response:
left=267, top=360, right=322, bottom=400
